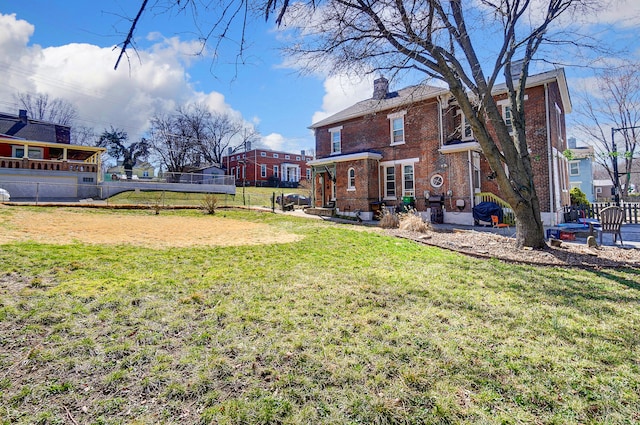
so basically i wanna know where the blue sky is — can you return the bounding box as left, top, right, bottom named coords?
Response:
left=1, top=1, right=640, bottom=157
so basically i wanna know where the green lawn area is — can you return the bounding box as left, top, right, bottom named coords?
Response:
left=106, top=186, right=310, bottom=209
left=1, top=208, right=640, bottom=424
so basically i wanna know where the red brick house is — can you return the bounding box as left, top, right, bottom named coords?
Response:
left=222, top=148, right=314, bottom=187
left=308, top=69, right=571, bottom=224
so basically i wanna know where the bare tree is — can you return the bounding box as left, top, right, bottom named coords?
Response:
left=147, top=104, right=256, bottom=177
left=97, top=127, right=151, bottom=179
left=574, top=65, right=640, bottom=200
left=200, top=112, right=259, bottom=165
left=148, top=112, right=200, bottom=177
left=14, top=92, right=78, bottom=126
left=117, top=0, right=607, bottom=248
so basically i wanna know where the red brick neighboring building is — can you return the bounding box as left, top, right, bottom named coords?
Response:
left=222, top=148, right=314, bottom=187
left=308, top=69, right=571, bottom=225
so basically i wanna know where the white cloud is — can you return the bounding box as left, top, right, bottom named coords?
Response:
left=0, top=12, right=245, bottom=144
left=311, top=74, right=374, bottom=125
left=260, top=132, right=310, bottom=154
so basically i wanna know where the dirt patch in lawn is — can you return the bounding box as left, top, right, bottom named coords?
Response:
left=0, top=207, right=300, bottom=248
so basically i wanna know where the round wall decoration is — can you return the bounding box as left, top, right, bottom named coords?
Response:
left=430, top=174, right=444, bottom=188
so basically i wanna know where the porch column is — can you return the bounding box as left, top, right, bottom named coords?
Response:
left=62, top=148, right=68, bottom=161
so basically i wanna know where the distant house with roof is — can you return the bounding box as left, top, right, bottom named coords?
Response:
left=567, top=137, right=595, bottom=201
left=222, top=147, right=313, bottom=187
left=0, top=109, right=105, bottom=200
left=106, top=160, right=156, bottom=180
left=593, top=179, right=614, bottom=201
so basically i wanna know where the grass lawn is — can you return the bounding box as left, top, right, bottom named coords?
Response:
left=1, top=208, right=640, bottom=424
left=106, top=186, right=310, bottom=209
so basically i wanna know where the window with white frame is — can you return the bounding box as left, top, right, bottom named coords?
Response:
left=460, top=112, right=473, bottom=141
left=555, top=103, right=563, bottom=142
left=274, top=165, right=279, bottom=178
left=306, top=169, right=311, bottom=180
left=296, top=156, right=301, bottom=161
left=273, top=153, right=279, bottom=158
left=285, top=155, right=290, bottom=159
left=384, top=166, right=396, bottom=198
left=403, top=164, right=414, bottom=197
left=261, top=152, right=266, bottom=157
left=329, top=126, right=342, bottom=154
left=347, top=167, right=356, bottom=190
left=569, top=161, right=580, bottom=176
left=388, top=111, right=406, bottom=145
left=503, top=105, right=513, bottom=128
left=260, top=164, right=267, bottom=178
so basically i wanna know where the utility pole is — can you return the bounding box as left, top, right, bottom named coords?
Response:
left=611, top=127, right=621, bottom=206
left=611, top=125, right=640, bottom=206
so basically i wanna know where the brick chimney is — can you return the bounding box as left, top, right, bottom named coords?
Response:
left=19, top=109, right=28, bottom=124
left=373, top=76, right=389, bottom=100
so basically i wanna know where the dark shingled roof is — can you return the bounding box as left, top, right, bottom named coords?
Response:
left=0, top=111, right=71, bottom=144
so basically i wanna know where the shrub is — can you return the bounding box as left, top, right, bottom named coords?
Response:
left=570, top=187, right=589, bottom=206
left=378, top=207, right=399, bottom=229
left=201, top=194, right=218, bottom=215
left=399, top=210, right=431, bottom=233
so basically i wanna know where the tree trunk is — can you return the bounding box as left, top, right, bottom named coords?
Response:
left=512, top=200, right=547, bottom=249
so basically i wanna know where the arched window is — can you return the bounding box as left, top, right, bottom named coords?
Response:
left=347, top=167, right=356, bottom=190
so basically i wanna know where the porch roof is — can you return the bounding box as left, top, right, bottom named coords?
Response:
left=308, top=151, right=383, bottom=166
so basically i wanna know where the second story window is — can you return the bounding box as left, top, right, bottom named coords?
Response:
left=260, top=152, right=266, bottom=157
left=388, top=111, right=406, bottom=145
left=273, top=153, right=279, bottom=158
left=461, top=113, right=473, bottom=141
left=569, top=161, right=580, bottom=176
left=329, top=126, right=342, bottom=154
left=503, top=105, right=513, bottom=128
left=347, top=167, right=356, bottom=190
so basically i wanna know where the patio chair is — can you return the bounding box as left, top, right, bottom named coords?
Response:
left=491, top=215, right=511, bottom=236
left=598, top=206, right=624, bottom=246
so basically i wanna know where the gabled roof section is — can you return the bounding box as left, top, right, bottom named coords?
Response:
left=310, top=84, right=449, bottom=129
left=310, top=68, right=571, bottom=129
left=492, top=68, right=571, bottom=113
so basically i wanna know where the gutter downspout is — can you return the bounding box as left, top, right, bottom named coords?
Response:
left=544, top=82, right=555, bottom=224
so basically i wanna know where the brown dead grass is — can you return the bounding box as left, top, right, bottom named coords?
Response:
left=0, top=207, right=300, bottom=248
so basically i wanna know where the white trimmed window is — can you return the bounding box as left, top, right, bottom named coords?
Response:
left=329, top=126, right=342, bottom=154
left=384, top=166, right=396, bottom=199
left=274, top=165, right=279, bottom=178
left=260, top=164, right=267, bottom=178
left=273, top=153, right=279, bottom=158
left=403, top=164, right=415, bottom=197
left=461, top=113, right=473, bottom=141
left=260, top=152, right=266, bottom=157
left=388, top=111, right=406, bottom=145
left=285, top=155, right=290, bottom=159
left=347, top=167, right=356, bottom=190
left=296, top=156, right=301, bottom=161
left=569, top=161, right=580, bottom=176
left=306, top=169, right=311, bottom=180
